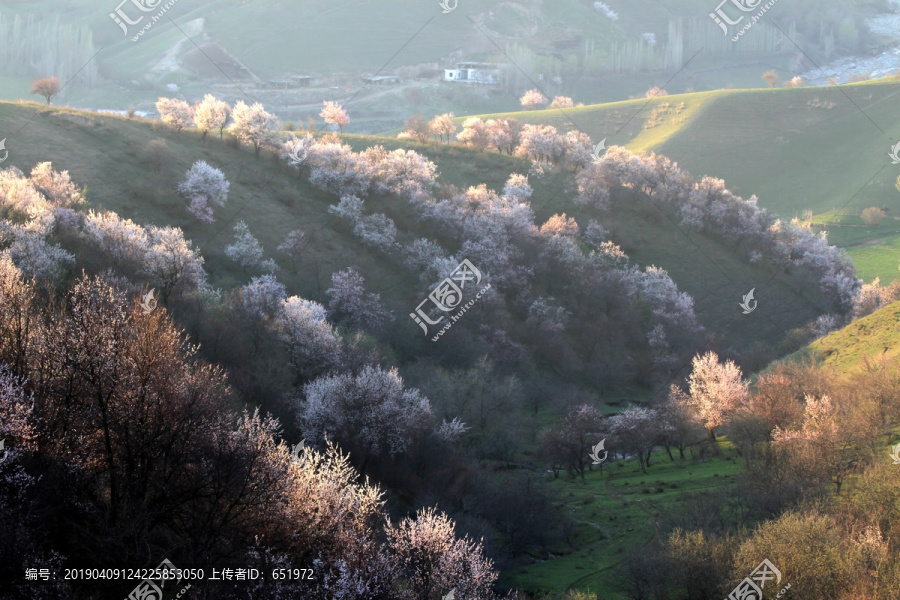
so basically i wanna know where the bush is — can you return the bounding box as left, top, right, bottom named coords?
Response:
left=860, top=206, right=886, bottom=226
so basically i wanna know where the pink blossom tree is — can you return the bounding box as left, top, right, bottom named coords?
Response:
left=320, top=101, right=350, bottom=133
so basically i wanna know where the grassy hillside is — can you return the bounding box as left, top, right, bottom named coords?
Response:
left=785, top=300, right=900, bottom=374
left=447, top=79, right=900, bottom=283
left=0, top=99, right=830, bottom=355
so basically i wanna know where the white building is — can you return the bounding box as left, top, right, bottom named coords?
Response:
left=443, top=62, right=506, bottom=85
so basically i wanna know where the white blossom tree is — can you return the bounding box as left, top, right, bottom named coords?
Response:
left=238, top=274, right=287, bottom=318
left=428, top=113, right=456, bottom=143
left=320, top=101, right=350, bottom=133
left=193, top=94, right=231, bottom=140
left=485, top=118, right=520, bottom=155
left=277, top=229, right=307, bottom=273
left=231, top=101, right=280, bottom=158
left=141, top=225, right=207, bottom=299
left=520, top=88, right=548, bottom=110
left=353, top=213, right=397, bottom=252
left=325, top=267, right=390, bottom=331
left=155, top=97, right=194, bottom=135
left=563, top=130, right=594, bottom=171
left=583, top=219, right=609, bottom=245
left=299, top=366, right=433, bottom=463
left=328, top=194, right=365, bottom=225
left=178, top=160, right=229, bottom=208
left=516, top=124, right=565, bottom=163
left=225, top=220, right=265, bottom=270
left=274, top=296, right=342, bottom=379
left=386, top=507, right=497, bottom=600
left=574, top=163, right=612, bottom=210
left=308, top=141, right=371, bottom=196
left=540, top=213, right=579, bottom=238
left=187, top=196, right=214, bottom=223
left=671, top=351, right=749, bottom=441
left=549, top=95, right=575, bottom=108
left=502, top=173, right=533, bottom=204
left=0, top=364, right=35, bottom=451
left=456, top=117, right=490, bottom=150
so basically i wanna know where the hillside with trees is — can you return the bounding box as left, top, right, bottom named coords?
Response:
left=0, top=81, right=890, bottom=597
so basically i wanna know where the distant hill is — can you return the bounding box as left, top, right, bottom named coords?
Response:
left=447, top=78, right=900, bottom=283
left=0, top=0, right=878, bottom=126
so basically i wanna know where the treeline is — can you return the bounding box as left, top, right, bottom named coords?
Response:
left=616, top=357, right=900, bottom=600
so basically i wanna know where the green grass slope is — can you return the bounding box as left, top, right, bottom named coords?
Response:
left=0, top=99, right=828, bottom=352
left=453, top=79, right=900, bottom=283
left=784, top=300, right=900, bottom=374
